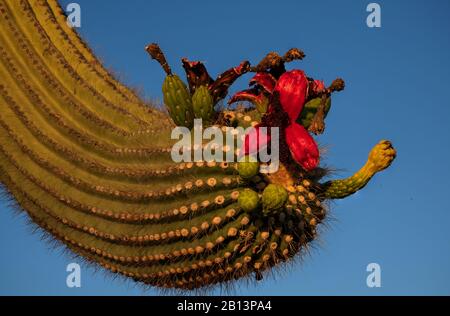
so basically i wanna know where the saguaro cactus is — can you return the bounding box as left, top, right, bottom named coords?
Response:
left=0, top=0, right=396, bottom=290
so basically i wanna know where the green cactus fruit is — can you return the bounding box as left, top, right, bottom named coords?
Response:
left=238, top=156, right=260, bottom=179
left=162, top=74, right=194, bottom=128
left=238, top=189, right=260, bottom=212
left=262, top=184, right=288, bottom=214
left=298, top=97, right=331, bottom=129
left=192, top=85, right=214, bottom=123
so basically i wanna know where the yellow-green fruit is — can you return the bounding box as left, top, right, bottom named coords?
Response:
left=238, top=156, right=260, bottom=179
left=162, top=74, right=194, bottom=128
left=262, top=184, right=288, bottom=214
left=192, top=85, right=214, bottom=123
left=238, top=189, right=260, bottom=212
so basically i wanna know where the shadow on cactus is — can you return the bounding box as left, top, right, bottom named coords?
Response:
left=0, top=0, right=395, bottom=292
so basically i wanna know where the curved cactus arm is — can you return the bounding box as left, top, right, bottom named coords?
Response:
left=321, top=140, right=396, bottom=199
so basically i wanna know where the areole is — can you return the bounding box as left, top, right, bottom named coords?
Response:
left=170, top=119, right=280, bottom=173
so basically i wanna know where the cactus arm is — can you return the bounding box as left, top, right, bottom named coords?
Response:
left=322, top=140, right=396, bottom=199
left=0, top=0, right=396, bottom=290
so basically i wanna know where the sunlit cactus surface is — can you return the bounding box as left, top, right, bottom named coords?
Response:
left=0, top=0, right=396, bottom=290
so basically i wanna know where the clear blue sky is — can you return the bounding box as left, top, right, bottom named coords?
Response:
left=1, top=0, right=450, bottom=295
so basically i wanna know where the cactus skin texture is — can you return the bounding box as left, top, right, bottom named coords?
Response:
left=0, top=0, right=396, bottom=291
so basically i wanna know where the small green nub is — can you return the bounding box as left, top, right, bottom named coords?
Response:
left=192, top=85, right=214, bottom=123
left=262, top=184, right=288, bottom=214
left=238, top=189, right=260, bottom=212
left=238, top=156, right=260, bottom=179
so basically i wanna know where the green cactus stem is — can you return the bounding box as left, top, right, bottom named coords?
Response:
left=322, top=140, right=396, bottom=199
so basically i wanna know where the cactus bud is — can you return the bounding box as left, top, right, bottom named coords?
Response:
left=262, top=184, right=288, bottom=214
left=238, top=156, right=260, bottom=179
left=162, top=75, right=194, bottom=128
left=192, top=85, right=214, bottom=123
left=238, top=189, right=260, bottom=212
